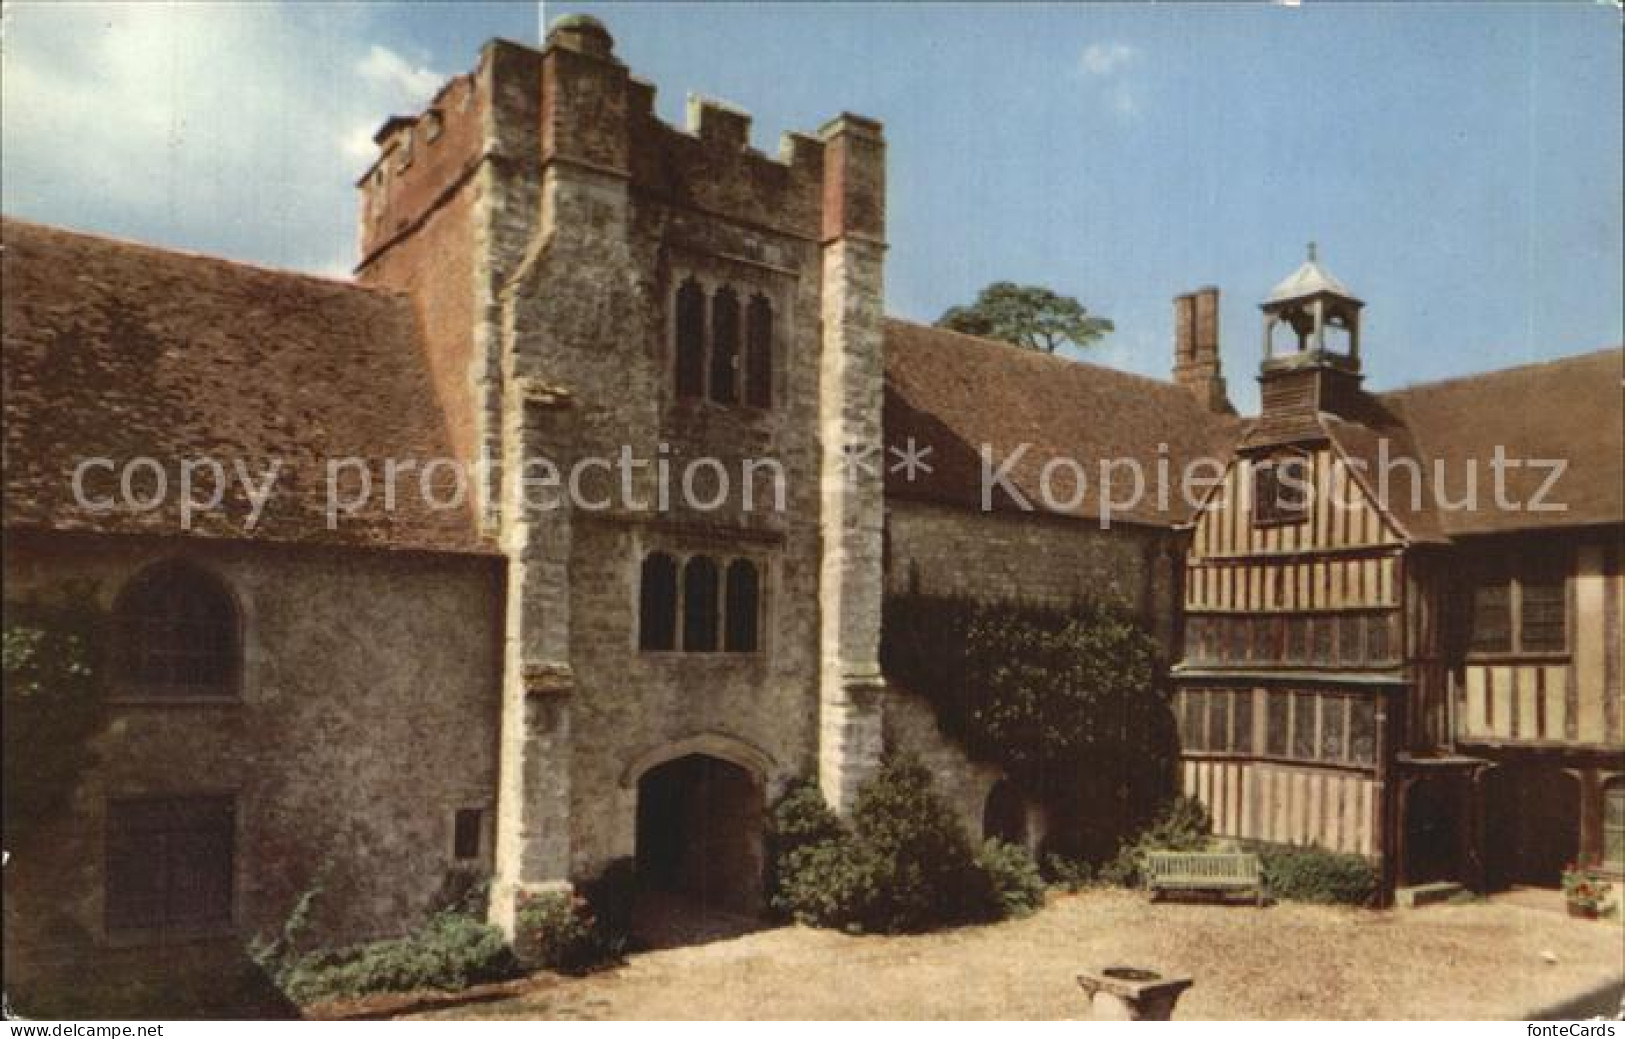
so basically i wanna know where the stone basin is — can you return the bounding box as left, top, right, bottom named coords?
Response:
left=1077, top=965, right=1195, bottom=1020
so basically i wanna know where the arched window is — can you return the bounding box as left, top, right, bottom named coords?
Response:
left=724, top=559, right=760, bottom=652
left=113, top=560, right=238, bottom=698
left=674, top=278, right=706, bottom=399
left=638, top=552, right=679, bottom=651
left=709, top=287, right=740, bottom=405
left=745, top=294, right=773, bottom=408
left=682, top=556, right=720, bottom=652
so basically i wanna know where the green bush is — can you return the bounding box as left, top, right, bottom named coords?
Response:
left=428, top=869, right=491, bottom=918
left=514, top=892, right=599, bottom=974
left=976, top=839, right=1046, bottom=917
left=766, top=779, right=846, bottom=908
left=1041, top=854, right=1093, bottom=893
left=773, top=836, right=882, bottom=930
left=769, top=779, right=845, bottom=851
left=851, top=756, right=992, bottom=931
left=882, top=594, right=1179, bottom=861
left=771, top=757, right=1006, bottom=933
left=283, top=912, right=518, bottom=1004
left=512, top=858, right=635, bottom=974
left=1098, top=795, right=1212, bottom=888
left=3, top=587, right=106, bottom=851
left=1260, top=846, right=1378, bottom=906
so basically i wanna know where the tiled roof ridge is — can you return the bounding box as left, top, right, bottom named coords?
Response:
left=882, top=316, right=1193, bottom=396
left=0, top=216, right=399, bottom=298
left=1378, top=345, right=1623, bottom=398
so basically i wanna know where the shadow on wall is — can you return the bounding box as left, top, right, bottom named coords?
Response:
left=3, top=921, right=299, bottom=1020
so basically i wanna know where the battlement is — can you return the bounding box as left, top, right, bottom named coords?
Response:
left=356, top=17, right=883, bottom=267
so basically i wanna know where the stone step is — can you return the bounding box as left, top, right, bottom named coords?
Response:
left=1395, top=881, right=1466, bottom=908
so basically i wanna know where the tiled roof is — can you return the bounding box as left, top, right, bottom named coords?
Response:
left=882, top=319, right=1244, bottom=527
left=1, top=218, right=493, bottom=554
left=6, top=217, right=1614, bottom=554
left=1376, top=348, right=1623, bottom=537
left=884, top=317, right=1621, bottom=541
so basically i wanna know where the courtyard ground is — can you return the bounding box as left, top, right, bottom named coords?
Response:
left=394, top=888, right=1625, bottom=1021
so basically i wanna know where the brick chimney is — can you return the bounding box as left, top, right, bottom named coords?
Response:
left=1173, top=287, right=1233, bottom=414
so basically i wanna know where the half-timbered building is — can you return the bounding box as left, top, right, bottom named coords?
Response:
left=1173, top=249, right=1624, bottom=899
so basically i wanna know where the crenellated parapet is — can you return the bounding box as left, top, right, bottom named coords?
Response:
left=356, top=15, right=882, bottom=271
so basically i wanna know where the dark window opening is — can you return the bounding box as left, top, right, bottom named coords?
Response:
left=1519, top=577, right=1566, bottom=653
left=1349, top=697, right=1377, bottom=765
left=639, top=552, right=679, bottom=651
left=1254, top=455, right=1310, bottom=526
left=1207, top=688, right=1230, bottom=752
left=682, top=556, right=720, bottom=652
left=1291, top=691, right=1317, bottom=760
left=1227, top=619, right=1247, bottom=662
left=106, top=796, right=234, bottom=933
left=1232, top=690, right=1254, bottom=754
left=724, top=559, right=760, bottom=653
left=1286, top=617, right=1310, bottom=664
left=1185, top=690, right=1207, bottom=752
left=114, top=560, right=238, bottom=698
left=1311, top=617, right=1333, bottom=665
left=1367, top=613, right=1393, bottom=663
left=745, top=294, right=773, bottom=409
left=453, top=809, right=483, bottom=861
left=1338, top=614, right=1364, bottom=666
left=1469, top=579, right=1512, bottom=653
left=709, top=288, right=740, bottom=405
left=1266, top=691, right=1290, bottom=758
left=675, top=279, right=706, bottom=399
left=1182, top=619, right=1203, bottom=663
left=1320, top=694, right=1347, bottom=760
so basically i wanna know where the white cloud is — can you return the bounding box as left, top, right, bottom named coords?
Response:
left=0, top=4, right=445, bottom=274
left=1110, top=84, right=1141, bottom=120
left=1075, top=41, right=1145, bottom=122
left=358, top=44, right=443, bottom=104
left=1079, top=41, right=1140, bottom=78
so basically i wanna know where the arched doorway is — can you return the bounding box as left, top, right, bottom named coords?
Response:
left=635, top=754, right=764, bottom=915
left=983, top=780, right=1026, bottom=846
left=1482, top=764, right=1579, bottom=889
left=1402, top=774, right=1464, bottom=886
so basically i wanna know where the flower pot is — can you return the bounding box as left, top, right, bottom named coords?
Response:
left=1566, top=901, right=1599, bottom=920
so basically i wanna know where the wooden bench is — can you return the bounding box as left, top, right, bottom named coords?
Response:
left=1143, top=851, right=1265, bottom=907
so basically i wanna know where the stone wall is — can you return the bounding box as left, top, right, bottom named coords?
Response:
left=884, top=498, right=1177, bottom=648
left=2, top=532, right=504, bottom=991
left=561, top=518, right=824, bottom=878
left=882, top=687, right=1004, bottom=845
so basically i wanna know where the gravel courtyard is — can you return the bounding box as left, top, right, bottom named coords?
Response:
left=404, top=889, right=1625, bottom=1021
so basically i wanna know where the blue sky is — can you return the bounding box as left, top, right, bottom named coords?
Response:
left=3, top=2, right=1619, bottom=413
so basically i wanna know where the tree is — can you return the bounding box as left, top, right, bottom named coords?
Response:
left=3, top=587, right=106, bottom=851
left=937, top=281, right=1113, bottom=353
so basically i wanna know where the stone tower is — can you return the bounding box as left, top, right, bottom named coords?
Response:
left=354, top=16, right=888, bottom=932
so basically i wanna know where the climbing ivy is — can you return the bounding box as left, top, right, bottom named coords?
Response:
left=3, top=585, right=107, bottom=850
left=880, top=593, right=1179, bottom=861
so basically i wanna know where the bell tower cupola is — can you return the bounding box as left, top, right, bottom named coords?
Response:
left=1261, top=242, right=1363, bottom=369
left=1255, top=244, right=1367, bottom=439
